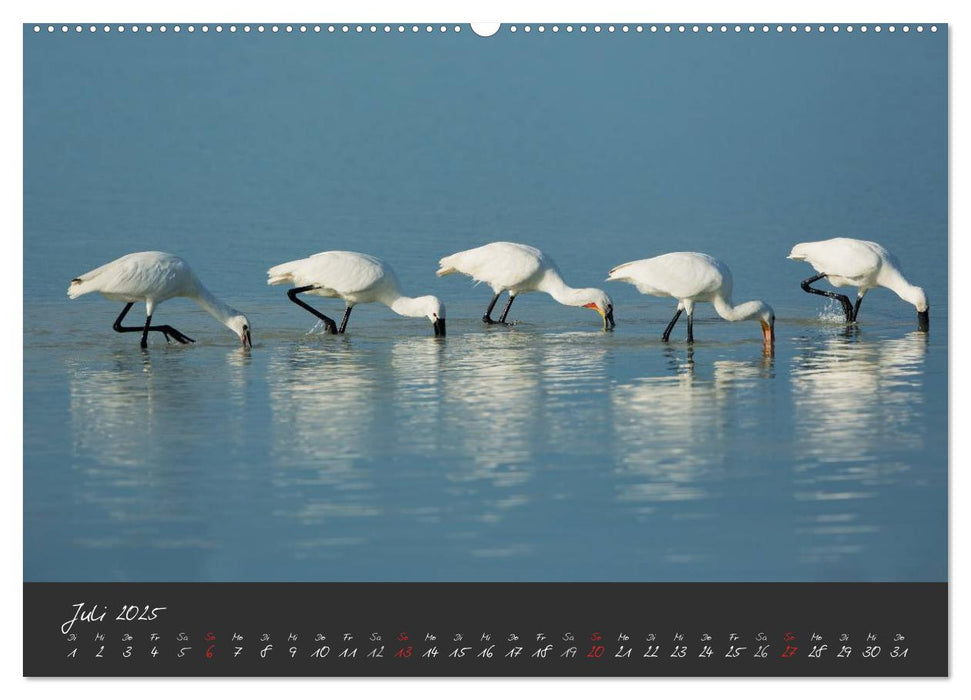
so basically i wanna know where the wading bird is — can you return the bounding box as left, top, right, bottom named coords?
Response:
left=268, top=251, right=446, bottom=336
left=607, top=252, right=774, bottom=346
left=67, top=251, right=252, bottom=348
left=436, top=242, right=614, bottom=330
left=787, top=237, right=928, bottom=330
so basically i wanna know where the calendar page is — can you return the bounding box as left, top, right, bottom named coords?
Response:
left=22, top=18, right=948, bottom=677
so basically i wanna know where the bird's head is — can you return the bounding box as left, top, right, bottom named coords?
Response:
left=417, top=296, right=446, bottom=336
left=581, top=289, right=615, bottom=331
left=913, top=287, right=929, bottom=331
left=758, top=305, right=775, bottom=348
left=227, top=314, right=253, bottom=348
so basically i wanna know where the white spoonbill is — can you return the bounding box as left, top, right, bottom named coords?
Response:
left=67, top=251, right=252, bottom=348
left=436, top=242, right=615, bottom=330
left=787, top=237, right=929, bottom=330
left=267, top=251, right=446, bottom=336
left=606, top=252, right=775, bottom=346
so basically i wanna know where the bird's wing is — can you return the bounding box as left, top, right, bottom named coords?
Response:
left=298, top=251, right=391, bottom=295
left=439, top=242, right=545, bottom=288
left=791, top=238, right=884, bottom=278
left=609, top=252, right=723, bottom=299
left=69, top=252, right=188, bottom=298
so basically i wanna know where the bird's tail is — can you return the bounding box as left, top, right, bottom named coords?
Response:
left=267, top=260, right=300, bottom=286
left=67, top=278, right=89, bottom=299
left=605, top=261, right=637, bottom=282
left=67, top=262, right=112, bottom=299
left=787, top=243, right=809, bottom=261
left=436, top=253, right=461, bottom=277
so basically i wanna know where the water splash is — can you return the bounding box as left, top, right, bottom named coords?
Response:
left=817, top=298, right=850, bottom=324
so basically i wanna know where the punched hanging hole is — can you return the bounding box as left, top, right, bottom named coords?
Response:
left=471, top=22, right=500, bottom=37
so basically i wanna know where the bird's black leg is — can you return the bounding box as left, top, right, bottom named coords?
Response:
left=112, top=303, right=194, bottom=347
left=852, top=293, right=866, bottom=322
left=141, top=315, right=152, bottom=348
left=112, top=302, right=136, bottom=334
left=287, top=285, right=338, bottom=334
left=661, top=308, right=683, bottom=342
left=800, top=273, right=854, bottom=322
left=686, top=311, right=695, bottom=344
left=338, top=306, right=353, bottom=334
left=482, top=292, right=503, bottom=324
left=497, top=294, right=517, bottom=325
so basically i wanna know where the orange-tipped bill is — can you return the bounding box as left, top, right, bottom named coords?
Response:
left=584, top=302, right=615, bottom=331
left=761, top=320, right=775, bottom=346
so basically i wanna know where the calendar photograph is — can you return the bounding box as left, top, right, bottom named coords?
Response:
left=21, top=18, right=947, bottom=677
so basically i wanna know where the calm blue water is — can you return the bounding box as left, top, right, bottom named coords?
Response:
left=23, top=25, right=947, bottom=582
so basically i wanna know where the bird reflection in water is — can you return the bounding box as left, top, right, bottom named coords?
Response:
left=267, top=341, right=380, bottom=479
left=790, top=331, right=929, bottom=568
left=612, top=346, right=775, bottom=506
left=389, top=336, right=446, bottom=453
left=441, top=332, right=541, bottom=482
left=69, top=350, right=159, bottom=468
left=66, top=349, right=219, bottom=556
left=437, top=332, right=611, bottom=549
left=538, top=332, right=611, bottom=455
left=266, top=342, right=384, bottom=559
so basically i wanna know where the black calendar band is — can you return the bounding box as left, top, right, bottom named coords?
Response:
left=23, top=582, right=946, bottom=677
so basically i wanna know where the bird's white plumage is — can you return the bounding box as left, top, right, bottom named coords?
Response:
left=608, top=252, right=731, bottom=303
left=437, top=242, right=613, bottom=329
left=68, top=252, right=196, bottom=309
left=787, top=237, right=894, bottom=289
left=268, top=251, right=402, bottom=305
left=267, top=250, right=445, bottom=327
left=437, top=242, right=548, bottom=294
left=68, top=251, right=251, bottom=345
left=787, top=237, right=928, bottom=320
left=607, top=251, right=774, bottom=344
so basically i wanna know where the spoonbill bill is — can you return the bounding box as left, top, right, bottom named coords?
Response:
left=436, top=242, right=615, bottom=330
left=68, top=252, right=251, bottom=348
left=787, top=237, right=928, bottom=331
left=607, top=252, right=774, bottom=346
left=267, top=251, right=446, bottom=336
